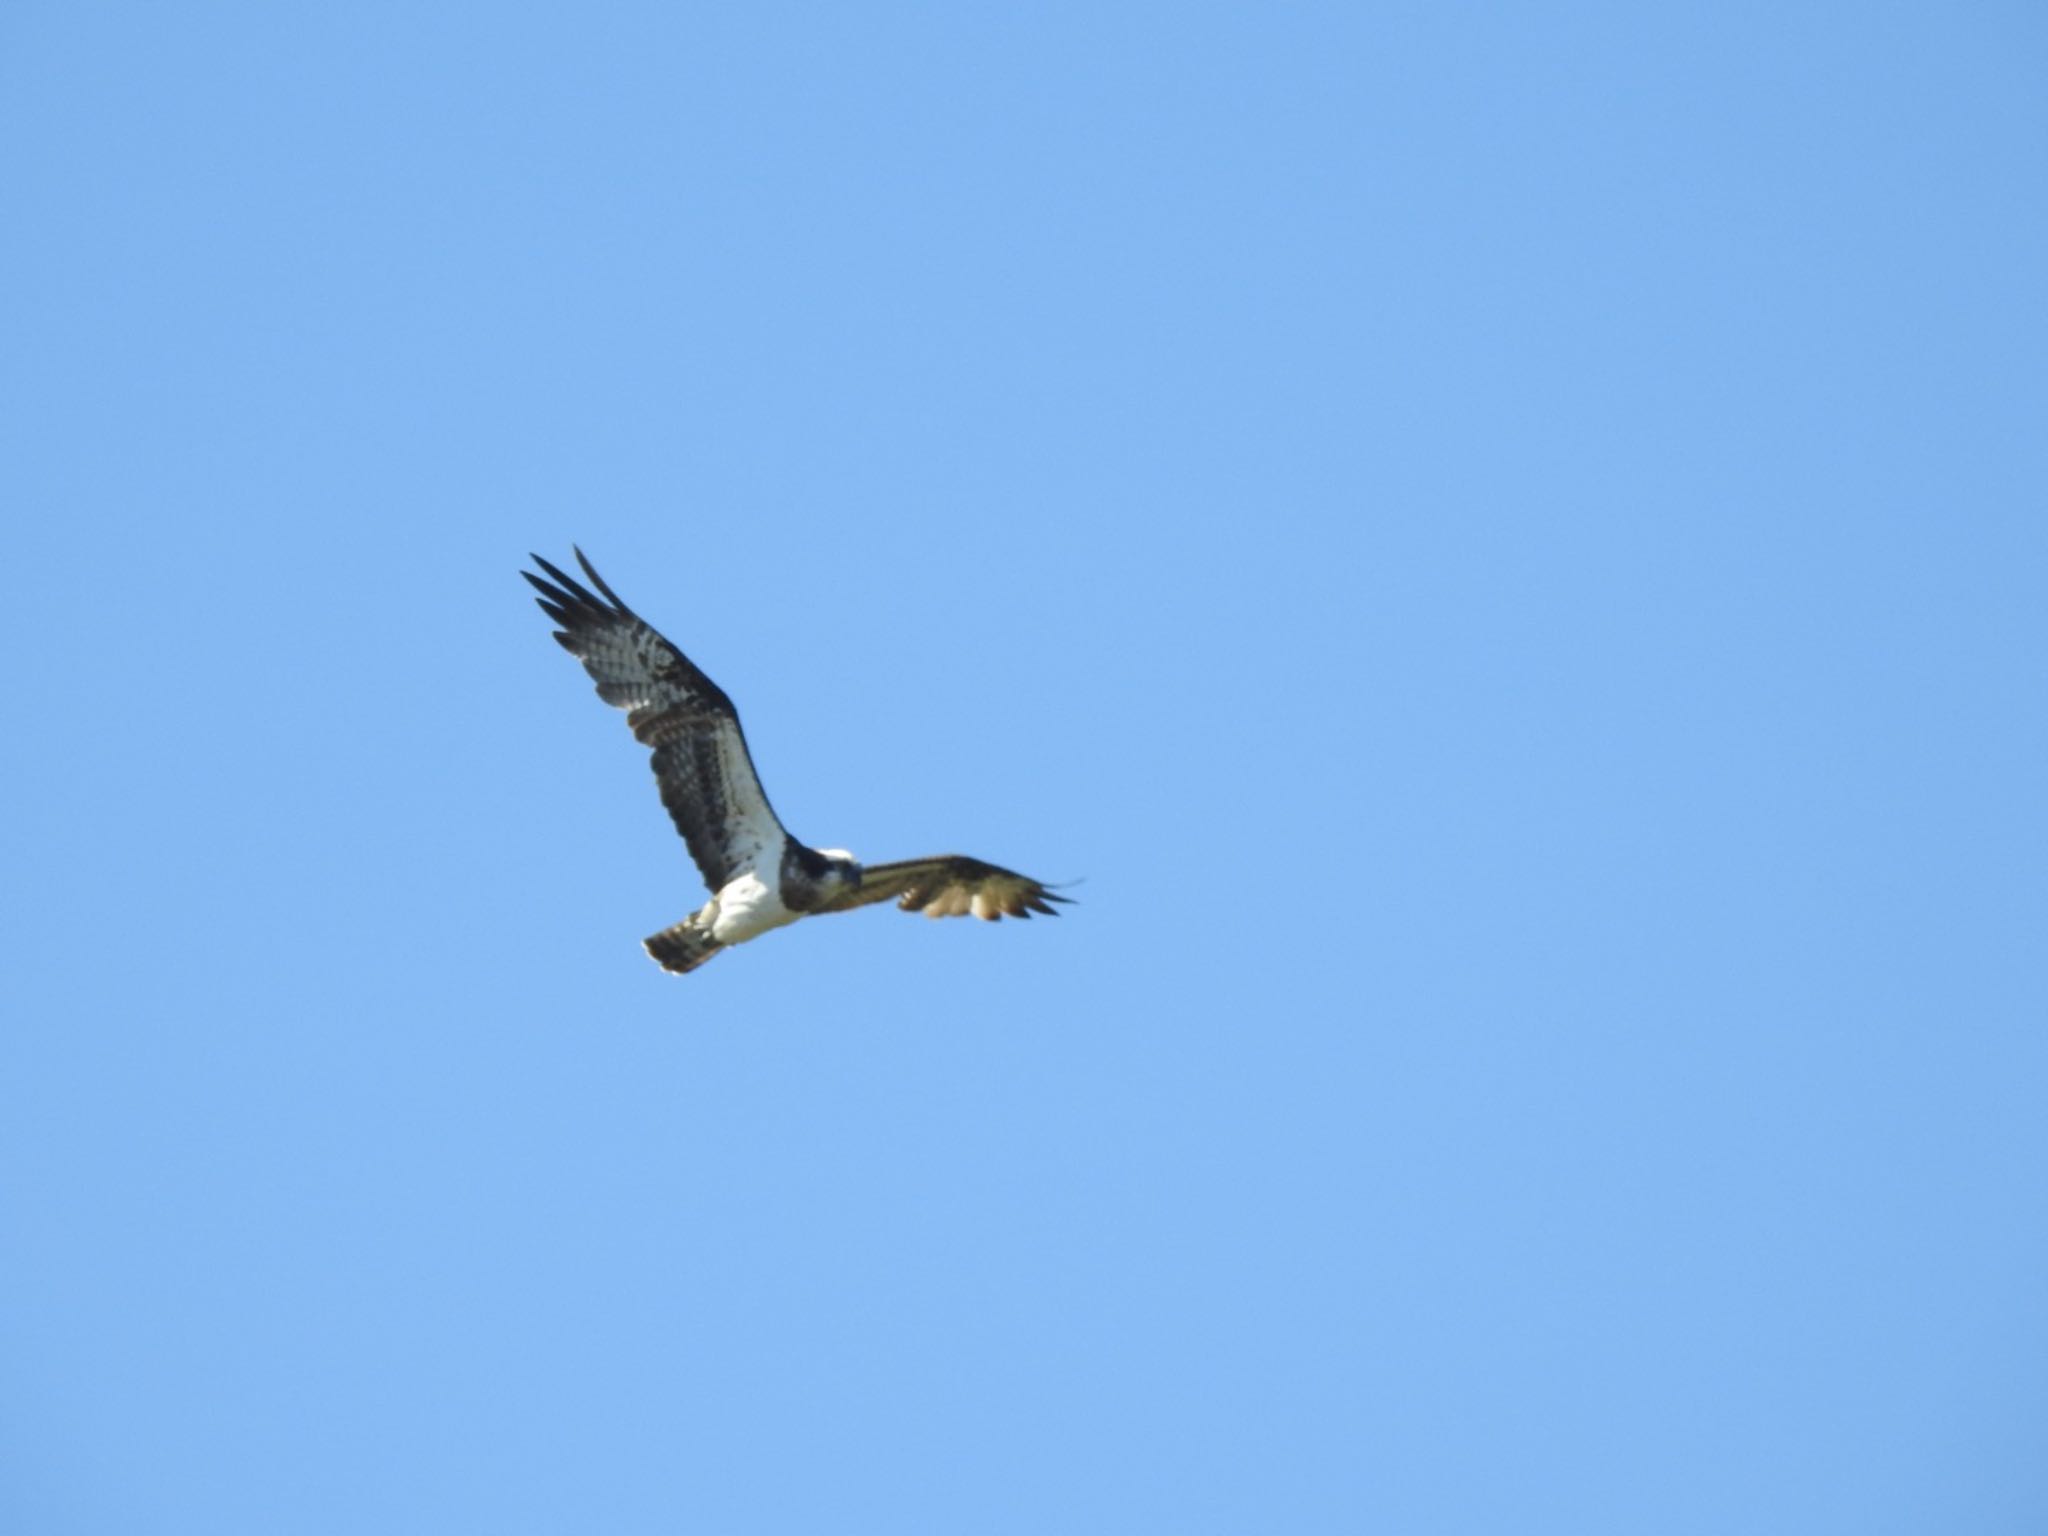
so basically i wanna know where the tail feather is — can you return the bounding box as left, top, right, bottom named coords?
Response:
left=643, top=916, right=724, bottom=975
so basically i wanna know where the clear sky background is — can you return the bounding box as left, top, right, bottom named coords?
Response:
left=4, top=3, right=2045, bottom=1532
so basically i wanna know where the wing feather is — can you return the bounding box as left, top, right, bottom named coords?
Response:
left=824, top=855, right=1072, bottom=922
left=525, top=549, right=786, bottom=891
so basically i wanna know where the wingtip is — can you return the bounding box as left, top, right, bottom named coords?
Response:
left=573, top=546, right=629, bottom=611
left=526, top=553, right=577, bottom=593
left=525, top=552, right=622, bottom=619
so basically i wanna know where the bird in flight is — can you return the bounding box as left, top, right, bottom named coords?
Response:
left=524, top=549, right=1070, bottom=974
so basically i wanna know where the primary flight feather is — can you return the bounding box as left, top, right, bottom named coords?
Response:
left=524, top=548, right=1070, bottom=974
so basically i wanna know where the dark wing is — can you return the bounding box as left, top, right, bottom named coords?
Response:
left=524, top=549, right=787, bottom=892
left=821, top=855, right=1072, bottom=921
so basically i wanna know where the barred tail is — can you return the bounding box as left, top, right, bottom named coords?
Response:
left=643, top=916, right=725, bottom=975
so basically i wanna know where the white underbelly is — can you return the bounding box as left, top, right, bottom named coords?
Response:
left=710, top=870, right=801, bottom=945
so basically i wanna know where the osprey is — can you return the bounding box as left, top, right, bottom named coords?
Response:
left=524, top=549, right=1070, bottom=974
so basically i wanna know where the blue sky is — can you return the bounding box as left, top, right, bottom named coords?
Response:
left=4, top=3, right=2045, bottom=1531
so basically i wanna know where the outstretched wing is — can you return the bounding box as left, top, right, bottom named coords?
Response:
left=524, top=549, right=787, bottom=892
left=824, top=855, right=1072, bottom=921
